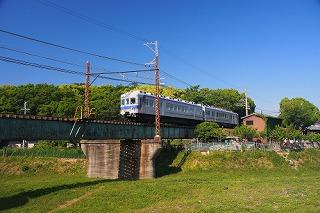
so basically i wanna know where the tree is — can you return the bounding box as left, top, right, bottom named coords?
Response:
left=181, top=86, right=255, bottom=118
left=232, top=125, right=258, bottom=141
left=194, top=121, right=225, bottom=142
left=280, top=98, right=320, bottom=129
left=269, top=125, right=302, bottom=141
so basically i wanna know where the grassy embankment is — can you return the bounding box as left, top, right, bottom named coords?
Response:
left=0, top=149, right=320, bottom=212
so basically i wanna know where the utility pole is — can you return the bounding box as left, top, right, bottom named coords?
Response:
left=245, top=89, right=249, bottom=116
left=21, top=101, right=30, bottom=148
left=145, top=41, right=161, bottom=142
left=84, top=61, right=90, bottom=119
left=21, top=101, right=30, bottom=115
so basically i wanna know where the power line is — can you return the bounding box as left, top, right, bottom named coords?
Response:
left=0, top=45, right=156, bottom=83
left=161, top=47, right=240, bottom=89
left=255, top=107, right=280, bottom=114
left=161, top=69, right=192, bottom=87
left=93, top=69, right=156, bottom=75
left=0, top=45, right=83, bottom=68
left=34, top=0, right=242, bottom=89
left=36, top=0, right=150, bottom=43
left=34, top=0, right=195, bottom=88
left=0, top=55, right=153, bottom=85
left=0, top=44, right=130, bottom=73
left=0, top=28, right=145, bottom=66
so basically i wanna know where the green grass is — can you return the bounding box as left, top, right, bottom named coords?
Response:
left=0, top=147, right=85, bottom=159
left=0, top=150, right=320, bottom=212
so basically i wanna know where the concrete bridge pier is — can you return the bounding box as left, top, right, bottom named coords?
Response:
left=81, top=140, right=121, bottom=179
left=81, top=139, right=162, bottom=180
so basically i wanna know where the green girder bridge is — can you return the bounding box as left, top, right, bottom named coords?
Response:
left=0, top=113, right=195, bottom=180
left=0, top=114, right=194, bottom=141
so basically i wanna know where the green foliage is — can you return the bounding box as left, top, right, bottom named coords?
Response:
left=0, top=147, right=85, bottom=158
left=166, top=139, right=192, bottom=146
left=270, top=125, right=303, bottom=141
left=21, top=164, right=30, bottom=172
left=194, top=121, right=225, bottom=141
left=280, top=97, right=320, bottom=129
left=0, top=84, right=257, bottom=120
left=176, top=150, right=288, bottom=171
left=303, top=133, right=320, bottom=142
left=288, top=149, right=320, bottom=170
left=232, top=125, right=258, bottom=140
left=181, top=85, right=255, bottom=118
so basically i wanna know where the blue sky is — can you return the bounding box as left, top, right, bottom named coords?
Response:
left=0, top=0, right=320, bottom=115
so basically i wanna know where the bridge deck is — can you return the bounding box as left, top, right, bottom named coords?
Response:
left=0, top=114, right=194, bottom=141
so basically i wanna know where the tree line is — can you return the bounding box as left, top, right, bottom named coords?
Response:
left=194, top=97, right=320, bottom=142
left=0, top=84, right=255, bottom=119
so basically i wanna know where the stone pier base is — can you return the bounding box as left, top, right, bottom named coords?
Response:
left=139, top=140, right=162, bottom=179
left=81, top=139, right=162, bottom=180
left=81, top=140, right=121, bottom=179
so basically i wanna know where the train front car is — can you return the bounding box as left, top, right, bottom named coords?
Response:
left=203, top=106, right=239, bottom=128
left=120, top=91, right=140, bottom=119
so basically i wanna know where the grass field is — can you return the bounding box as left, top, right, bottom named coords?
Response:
left=0, top=149, right=320, bottom=212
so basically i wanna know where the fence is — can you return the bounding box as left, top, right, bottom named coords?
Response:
left=186, top=140, right=320, bottom=152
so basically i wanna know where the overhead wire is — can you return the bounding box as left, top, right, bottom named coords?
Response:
left=0, top=45, right=83, bottom=68
left=0, top=28, right=145, bottom=66
left=35, top=0, right=150, bottom=43
left=34, top=0, right=194, bottom=88
left=0, top=44, right=155, bottom=84
left=0, top=55, right=154, bottom=85
left=33, top=0, right=236, bottom=87
left=12, top=0, right=276, bottom=112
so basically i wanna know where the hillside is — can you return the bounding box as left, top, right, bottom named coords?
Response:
left=0, top=149, right=319, bottom=212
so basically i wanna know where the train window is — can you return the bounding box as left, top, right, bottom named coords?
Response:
left=174, top=105, right=177, bottom=111
left=178, top=106, right=181, bottom=111
left=166, top=103, right=170, bottom=110
left=130, top=98, right=136, bottom=104
left=126, top=98, right=129, bottom=105
left=211, top=111, right=215, bottom=116
left=150, top=100, right=154, bottom=107
left=121, top=99, right=125, bottom=105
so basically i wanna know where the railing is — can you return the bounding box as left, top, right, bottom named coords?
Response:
left=186, top=140, right=320, bottom=152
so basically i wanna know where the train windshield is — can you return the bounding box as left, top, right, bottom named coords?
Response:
left=130, top=98, right=136, bottom=104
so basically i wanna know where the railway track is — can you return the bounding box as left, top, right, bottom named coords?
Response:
left=0, top=113, right=195, bottom=128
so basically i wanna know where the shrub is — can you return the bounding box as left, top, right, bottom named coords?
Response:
left=195, top=121, right=225, bottom=142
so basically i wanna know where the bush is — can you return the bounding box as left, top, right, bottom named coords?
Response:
left=232, top=125, right=258, bottom=141
left=270, top=125, right=302, bottom=141
left=21, top=164, right=30, bottom=172
left=303, top=133, right=320, bottom=142
left=195, top=121, right=225, bottom=142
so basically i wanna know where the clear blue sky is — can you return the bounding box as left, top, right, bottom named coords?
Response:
left=1, top=0, right=320, bottom=115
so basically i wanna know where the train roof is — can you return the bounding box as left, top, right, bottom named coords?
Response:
left=122, top=90, right=237, bottom=114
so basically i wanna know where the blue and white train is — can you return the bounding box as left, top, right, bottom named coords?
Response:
left=120, top=90, right=239, bottom=127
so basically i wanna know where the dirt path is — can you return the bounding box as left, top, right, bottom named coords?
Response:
left=49, top=185, right=104, bottom=212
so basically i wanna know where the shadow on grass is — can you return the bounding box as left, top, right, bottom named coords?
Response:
left=0, top=179, right=112, bottom=211
left=155, top=146, right=191, bottom=178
